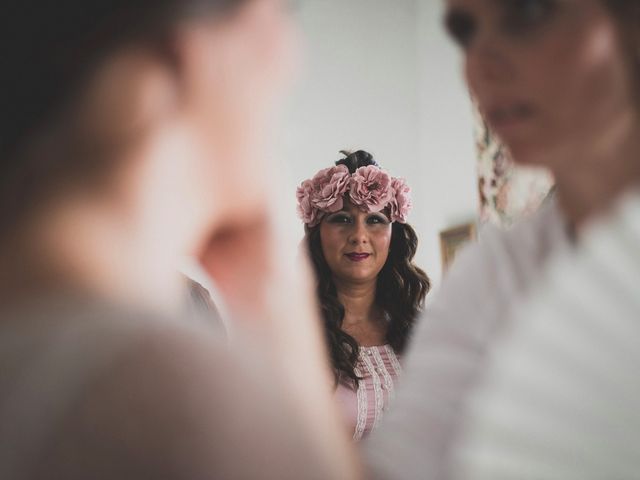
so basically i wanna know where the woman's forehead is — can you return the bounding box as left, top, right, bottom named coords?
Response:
left=336, top=200, right=390, bottom=218
left=340, top=198, right=359, bottom=212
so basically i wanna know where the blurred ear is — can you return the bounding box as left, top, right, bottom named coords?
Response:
left=77, top=46, right=183, bottom=150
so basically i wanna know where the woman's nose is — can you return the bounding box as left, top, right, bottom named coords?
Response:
left=465, top=33, right=515, bottom=88
left=348, top=220, right=368, bottom=245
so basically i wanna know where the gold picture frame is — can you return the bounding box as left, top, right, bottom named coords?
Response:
left=440, top=223, right=477, bottom=272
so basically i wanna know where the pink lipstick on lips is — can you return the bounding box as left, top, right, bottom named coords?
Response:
left=345, top=252, right=371, bottom=262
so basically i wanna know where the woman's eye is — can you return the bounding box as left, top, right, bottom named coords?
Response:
left=444, top=9, right=476, bottom=49
left=503, top=0, right=556, bottom=32
left=328, top=214, right=351, bottom=224
left=367, top=215, right=388, bottom=225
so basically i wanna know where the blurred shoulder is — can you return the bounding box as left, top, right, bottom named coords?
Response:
left=1, top=298, right=327, bottom=480
left=453, top=192, right=640, bottom=480
left=435, top=197, right=566, bottom=311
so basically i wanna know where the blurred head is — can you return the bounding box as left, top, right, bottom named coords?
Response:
left=301, top=151, right=430, bottom=384
left=445, top=0, right=640, bottom=173
left=1, top=0, right=297, bottom=303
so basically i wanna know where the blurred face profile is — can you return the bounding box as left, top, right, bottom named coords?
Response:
left=54, top=0, right=300, bottom=303
left=319, top=200, right=392, bottom=286
left=445, top=0, right=637, bottom=172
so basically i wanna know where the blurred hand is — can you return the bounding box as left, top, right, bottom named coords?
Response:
left=197, top=212, right=274, bottom=323
left=197, top=202, right=362, bottom=480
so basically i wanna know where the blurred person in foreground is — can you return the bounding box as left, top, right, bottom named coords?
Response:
left=0, top=1, right=359, bottom=479
left=364, top=1, right=640, bottom=478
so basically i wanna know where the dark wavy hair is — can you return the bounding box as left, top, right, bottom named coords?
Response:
left=304, top=150, right=430, bottom=385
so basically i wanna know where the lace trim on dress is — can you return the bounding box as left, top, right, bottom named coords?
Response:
left=353, top=364, right=368, bottom=441
left=360, top=349, right=384, bottom=431
left=385, top=344, right=403, bottom=377
left=372, top=347, right=395, bottom=404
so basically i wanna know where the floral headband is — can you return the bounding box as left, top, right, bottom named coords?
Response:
left=296, top=164, right=412, bottom=227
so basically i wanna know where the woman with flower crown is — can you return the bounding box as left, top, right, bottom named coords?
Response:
left=297, top=150, right=430, bottom=441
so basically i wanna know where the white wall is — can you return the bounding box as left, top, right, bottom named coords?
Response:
left=414, top=0, right=478, bottom=284
left=282, top=0, right=420, bottom=180
left=282, top=0, right=478, bottom=287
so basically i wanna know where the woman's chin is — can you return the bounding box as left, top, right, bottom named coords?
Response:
left=335, top=267, right=376, bottom=285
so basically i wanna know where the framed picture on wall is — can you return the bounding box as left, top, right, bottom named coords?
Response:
left=440, top=223, right=477, bottom=272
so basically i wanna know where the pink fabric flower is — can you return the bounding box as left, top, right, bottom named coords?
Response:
left=312, top=165, right=351, bottom=211
left=296, top=179, right=320, bottom=226
left=348, top=166, right=393, bottom=213
left=389, top=177, right=412, bottom=223
left=296, top=165, right=350, bottom=226
left=297, top=163, right=413, bottom=225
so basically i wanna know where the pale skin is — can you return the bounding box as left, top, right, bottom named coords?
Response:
left=446, top=0, right=640, bottom=231
left=319, top=199, right=392, bottom=346
left=0, top=0, right=360, bottom=478
left=0, top=0, right=300, bottom=312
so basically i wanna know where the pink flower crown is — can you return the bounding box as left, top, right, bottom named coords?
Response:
left=296, top=164, right=412, bottom=227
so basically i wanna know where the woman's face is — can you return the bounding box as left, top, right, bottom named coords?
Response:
left=319, top=200, right=392, bottom=287
left=445, top=0, right=637, bottom=172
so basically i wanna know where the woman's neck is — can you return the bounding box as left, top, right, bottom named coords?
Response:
left=334, top=280, right=377, bottom=325
left=333, top=278, right=387, bottom=347
left=555, top=116, right=640, bottom=232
